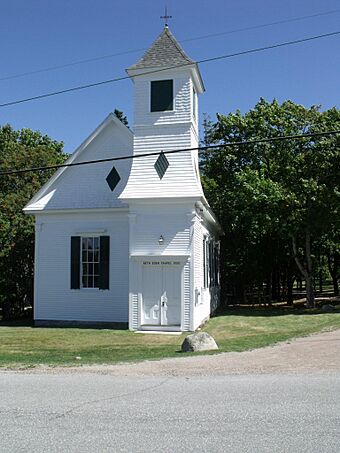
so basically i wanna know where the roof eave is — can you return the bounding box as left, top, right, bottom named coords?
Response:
left=126, top=63, right=205, bottom=93
left=190, top=64, right=205, bottom=93
left=24, top=113, right=133, bottom=213
left=196, top=198, right=224, bottom=235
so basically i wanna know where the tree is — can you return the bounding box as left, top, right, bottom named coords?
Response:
left=0, top=125, right=65, bottom=319
left=321, top=227, right=340, bottom=296
left=201, top=99, right=340, bottom=307
left=114, top=109, right=129, bottom=127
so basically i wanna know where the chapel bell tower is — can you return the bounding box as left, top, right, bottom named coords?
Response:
left=120, top=25, right=206, bottom=200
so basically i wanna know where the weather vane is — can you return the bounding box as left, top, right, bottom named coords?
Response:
left=160, top=6, right=172, bottom=27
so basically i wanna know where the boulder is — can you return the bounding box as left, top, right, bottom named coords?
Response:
left=181, top=332, right=218, bottom=352
left=321, top=304, right=335, bottom=313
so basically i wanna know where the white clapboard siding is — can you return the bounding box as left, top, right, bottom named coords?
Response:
left=193, top=294, right=211, bottom=330
left=129, top=204, right=193, bottom=256
left=182, top=260, right=192, bottom=331
left=120, top=128, right=203, bottom=198
left=193, top=217, right=204, bottom=290
left=120, top=69, right=203, bottom=200
left=120, top=163, right=202, bottom=198
left=25, top=115, right=133, bottom=212
left=133, top=71, right=195, bottom=128
left=191, top=218, right=218, bottom=330
left=34, top=211, right=129, bottom=323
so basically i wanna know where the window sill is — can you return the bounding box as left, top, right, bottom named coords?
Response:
left=80, top=287, right=100, bottom=291
left=149, top=110, right=175, bottom=114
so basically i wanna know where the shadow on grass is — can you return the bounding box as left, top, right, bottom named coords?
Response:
left=214, top=300, right=340, bottom=318
left=0, top=318, right=34, bottom=327
left=1, top=296, right=339, bottom=329
left=0, top=318, right=129, bottom=331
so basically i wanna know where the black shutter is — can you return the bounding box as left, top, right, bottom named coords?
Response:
left=203, top=239, right=206, bottom=288
left=151, top=80, right=173, bottom=112
left=99, top=236, right=110, bottom=290
left=70, top=236, right=81, bottom=289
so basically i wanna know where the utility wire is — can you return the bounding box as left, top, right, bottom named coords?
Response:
left=1, top=130, right=339, bottom=177
left=183, top=9, right=340, bottom=43
left=1, top=30, right=339, bottom=109
left=0, top=48, right=146, bottom=82
left=1, top=8, right=339, bottom=82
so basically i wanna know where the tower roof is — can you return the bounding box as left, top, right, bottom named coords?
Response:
left=128, top=26, right=195, bottom=70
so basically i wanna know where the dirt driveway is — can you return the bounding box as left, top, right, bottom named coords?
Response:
left=17, top=328, right=340, bottom=377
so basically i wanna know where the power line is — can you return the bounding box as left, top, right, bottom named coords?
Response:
left=183, top=9, right=340, bottom=43
left=1, top=30, right=339, bottom=109
left=1, top=130, right=339, bottom=177
left=1, top=8, right=339, bottom=83
left=0, top=48, right=146, bottom=83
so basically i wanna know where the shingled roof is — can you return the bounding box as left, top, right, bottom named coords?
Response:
left=128, top=26, right=195, bottom=70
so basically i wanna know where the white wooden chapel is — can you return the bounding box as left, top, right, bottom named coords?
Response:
left=24, top=25, right=222, bottom=331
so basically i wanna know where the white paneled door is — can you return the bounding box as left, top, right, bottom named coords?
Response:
left=142, top=261, right=182, bottom=327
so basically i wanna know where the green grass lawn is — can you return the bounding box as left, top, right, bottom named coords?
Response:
left=0, top=305, right=340, bottom=368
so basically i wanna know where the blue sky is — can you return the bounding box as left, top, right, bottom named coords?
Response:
left=0, top=0, right=339, bottom=152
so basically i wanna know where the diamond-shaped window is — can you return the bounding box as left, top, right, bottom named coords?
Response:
left=154, top=152, right=169, bottom=179
left=106, top=166, right=121, bottom=191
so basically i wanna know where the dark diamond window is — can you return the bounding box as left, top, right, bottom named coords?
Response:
left=106, top=166, right=121, bottom=191
left=154, top=152, right=169, bottom=179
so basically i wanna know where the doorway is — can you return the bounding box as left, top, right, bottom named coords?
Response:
left=141, top=261, right=182, bottom=327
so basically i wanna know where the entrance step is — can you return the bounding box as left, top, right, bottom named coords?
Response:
left=135, top=330, right=182, bottom=335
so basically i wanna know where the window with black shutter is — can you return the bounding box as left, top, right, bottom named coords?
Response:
left=99, top=236, right=110, bottom=290
left=70, top=236, right=81, bottom=289
left=151, top=80, right=173, bottom=112
left=70, top=235, right=110, bottom=290
left=203, top=238, right=209, bottom=289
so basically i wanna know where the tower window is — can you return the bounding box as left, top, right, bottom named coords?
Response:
left=151, top=80, right=173, bottom=112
